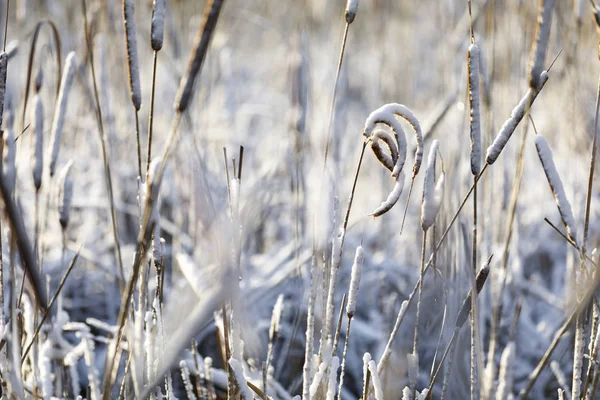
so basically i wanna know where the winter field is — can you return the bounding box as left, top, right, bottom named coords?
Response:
left=0, top=0, right=599, bottom=399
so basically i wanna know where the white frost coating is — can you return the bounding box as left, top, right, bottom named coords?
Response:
left=363, top=352, right=372, bottom=394
left=377, top=300, right=409, bottom=373
left=421, top=141, right=444, bottom=231
left=123, top=0, right=142, bottom=110
left=529, top=0, right=555, bottom=89
left=573, top=318, right=585, bottom=400
left=346, top=246, right=364, bottom=317
left=323, top=228, right=345, bottom=344
left=228, top=359, right=253, bottom=399
left=371, top=129, right=399, bottom=173
left=364, top=103, right=424, bottom=177
left=39, top=340, right=53, bottom=400
left=0, top=52, right=6, bottom=129
left=57, top=161, right=74, bottom=229
left=485, top=71, right=549, bottom=165
left=368, top=360, right=384, bottom=400
left=303, top=256, right=318, bottom=399
left=371, top=171, right=406, bottom=217
left=180, top=360, right=197, bottom=400
left=408, top=353, right=419, bottom=393
left=496, top=342, right=515, bottom=400
left=535, top=135, right=578, bottom=242
left=327, top=356, right=340, bottom=400
left=270, top=294, right=284, bottom=338
left=151, top=0, right=166, bottom=51
left=49, top=51, right=77, bottom=177
left=310, top=344, right=332, bottom=396
left=365, top=108, right=407, bottom=178
left=31, top=94, right=44, bottom=191
left=345, top=0, right=359, bottom=23
left=468, top=43, right=482, bottom=176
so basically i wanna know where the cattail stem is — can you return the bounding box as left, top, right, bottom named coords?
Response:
left=332, top=293, right=347, bottom=356
left=413, top=230, right=428, bottom=357
left=337, top=316, right=353, bottom=400
left=135, top=109, right=142, bottom=178
left=147, top=50, right=158, bottom=173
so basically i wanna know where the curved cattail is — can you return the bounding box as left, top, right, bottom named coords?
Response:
left=370, top=171, right=405, bottom=217
left=485, top=70, right=549, bottom=165
left=2, top=105, right=16, bottom=192
left=0, top=52, right=7, bottom=129
left=151, top=0, right=166, bottom=51
left=364, top=103, right=423, bottom=177
left=535, top=135, right=578, bottom=243
left=123, top=0, right=142, bottom=110
left=175, top=0, right=225, bottom=113
left=468, top=43, right=481, bottom=175
left=346, top=245, right=364, bottom=317
left=371, top=129, right=402, bottom=174
left=528, top=0, right=555, bottom=90
left=31, top=93, right=44, bottom=191
left=49, top=52, right=77, bottom=177
left=345, top=0, right=359, bottom=24
left=57, top=161, right=74, bottom=229
left=420, top=141, right=444, bottom=231
left=455, top=257, right=491, bottom=329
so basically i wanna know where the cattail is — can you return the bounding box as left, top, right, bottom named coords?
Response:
left=468, top=43, right=481, bottom=175
left=485, top=70, right=549, bottom=165
left=345, top=0, right=359, bottom=23
left=364, top=103, right=423, bottom=177
left=31, top=93, right=44, bottom=191
left=269, top=295, right=284, bottom=339
left=346, top=245, right=364, bottom=318
left=151, top=0, right=166, bottom=51
left=0, top=52, right=7, bottom=129
left=420, top=141, right=444, bottom=231
left=534, top=135, right=578, bottom=242
left=362, top=352, right=372, bottom=398
left=175, top=0, right=225, bottom=113
left=371, top=129, right=400, bottom=173
left=57, top=161, right=74, bottom=229
left=368, top=359, right=384, bottom=400
left=2, top=105, right=16, bottom=192
left=528, top=0, right=555, bottom=90
left=326, top=356, right=340, bottom=400
left=496, top=342, right=515, bottom=400
left=49, top=52, right=77, bottom=177
left=456, top=259, right=491, bottom=329
left=123, top=0, right=141, bottom=110
left=370, top=171, right=405, bottom=217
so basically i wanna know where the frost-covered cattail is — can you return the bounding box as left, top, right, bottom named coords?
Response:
left=269, top=294, right=284, bottom=340
left=534, top=135, right=578, bottom=243
left=310, top=343, right=332, bottom=396
left=345, top=0, right=359, bottom=23
left=421, top=141, right=444, bottom=231
left=371, top=171, right=405, bottom=217
left=49, top=52, right=77, bottom=177
left=229, top=358, right=252, bottom=399
left=151, top=0, right=166, bottom=51
left=179, top=360, right=197, bottom=400
left=175, top=0, right=225, bottom=113
left=346, top=245, right=364, bottom=317
left=371, top=129, right=400, bottom=173
left=123, top=0, right=141, bottom=110
left=468, top=43, right=481, bottom=175
left=327, top=356, right=340, bottom=400
left=362, top=352, right=372, bottom=398
left=0, top=52, right=7, bottom=129
left=408, top=352, right=419, bottom=394
left=57, top=161, right=74, bottom=229
left=528, top=0, right=555, bottom=90
left=368, top=359, right=384, bottom=400
left=456, top=260, right=491, bottom=329
left=302, top=254, right=318, bottom=400
left=2, top=105, right=16, bottom=192
left=485, top=70, right=549, bottom=165
left=496, top=342, right=515, bottom=400
left=31, top=93, right=44, bottom=191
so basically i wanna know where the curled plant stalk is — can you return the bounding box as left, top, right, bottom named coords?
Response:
left=362, top=103, right=423, bottom=218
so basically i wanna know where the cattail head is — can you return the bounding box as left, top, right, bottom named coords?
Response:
left=346, top=245, right=364, bottom=317
left=269, top=294, right=284, bottom=340
left=31, top=93, right=44, bottom=191
left=123, top=0, right=142, bottom=110
left=534, top=135, right=578, bottom=243
left=455, top=257, right=491, bottom=329
left=151, top=0, right=166, bottom=51
left=175, top=0, right=225, bottom=113
left=345, top=0, right=359, bottom=23
left=468, top=43, right=481, bottom=176
left=420, top=141, right=444, bottom=231
left=370, top=171, right=405, bottom=217
left=57, top=161, right=74, bottom=229
left=49, top=51, right=77, bottom=177
left=528, top=0, right=555, bottom=90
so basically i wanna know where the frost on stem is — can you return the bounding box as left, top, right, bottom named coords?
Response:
left=496, top=342, right=515, bottom=400
left=528, top=0, right=555, bottom=90
left=270, top=294, right=284, bottom=339
left=468, top=43, right=482, bottom=176
left=228, top=358, right=253, bottom=399
left=123, top=0, right=142, bottom=110
left=49, top=52, right=77, bottom=177
left=420, top=141, right=444, bottom=231
left=327, top=356, right=340, bottom=400
left=534, top=135, right=578, bottom=243
left=57, top=161, right=74, bottom=229
left=485, top=70, right=549, bottom=165
left=151, top=0, right=166, bottom=51
left=346, top=245, right=364, bottom=317
left=345, top=0, right=359, bottom=23
left=368, top=359, right=384, bottom=400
